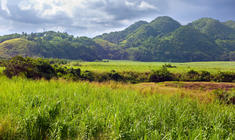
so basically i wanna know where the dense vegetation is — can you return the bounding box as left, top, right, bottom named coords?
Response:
left=1, top=16, right=235, bottom=62
left=2, top=56, right=235, bottom=83
left=0, top=32, right=106, bottom=61
left=0, top=76, right=234, bottom=139
left=97, top=17, right=235, bottom=62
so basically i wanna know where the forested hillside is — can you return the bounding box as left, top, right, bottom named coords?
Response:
left=0, top=32, right=107, bottom=61
left=1, top=16, right=235, bottom=62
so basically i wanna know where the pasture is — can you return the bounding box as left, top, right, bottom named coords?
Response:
left=0, top=76, right=234, bottom=139
left=75, top=61, right=235, bottom=73
left=0, top=60, right=235, bottom=139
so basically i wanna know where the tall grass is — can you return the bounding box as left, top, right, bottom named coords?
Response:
left=0, top=76, right=234, bottom=139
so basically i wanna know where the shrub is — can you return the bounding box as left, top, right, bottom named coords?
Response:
left=81, top=71, right=95, bottom=81
left=47, top=58, right=69, bottom=65
left=180, top=70, right=201, bottom=81
left=199, top=71, right=211, bottom=81
left=108, top=70, right=123, bottom=81
left=0, top=59, right=6, bottom=67
left=149, top=66, right=173, bottom=82
left=68, top=68, right=81, bottom=77
left=214, top=72, right=235, bottom=82
left=162, top=64, right=177, bottom=68
left=3, top=56, right=57, bottom=80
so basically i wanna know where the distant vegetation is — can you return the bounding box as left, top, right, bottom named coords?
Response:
left=2, top=56, right=235, bottom=83
left=1, top=16, right=235, bottom=62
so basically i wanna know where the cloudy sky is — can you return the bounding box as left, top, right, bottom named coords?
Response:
left=0, top=0, right=235, bottom=37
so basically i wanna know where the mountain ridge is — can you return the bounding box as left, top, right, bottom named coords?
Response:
left=1, top=16, right=235, bottom=62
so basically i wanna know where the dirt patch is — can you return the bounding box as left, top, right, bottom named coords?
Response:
left=164, top=82, right=235, bottom=91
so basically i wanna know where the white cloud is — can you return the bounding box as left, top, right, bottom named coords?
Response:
left=1, top=0, right=10, bottom=15
left=18, top=0, right=86, bottom=17
left=125, top=0, right=135, bottom=7
left=1, top=0, right=233, bottom=37
left=138, top=1, right=157, bottom=10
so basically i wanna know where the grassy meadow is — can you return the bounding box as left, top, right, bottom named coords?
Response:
left=75, top=61, right=235, bottom=73
left=0, top=76, right=234, bottom=139
left=0, top=60, right=235, bottom=139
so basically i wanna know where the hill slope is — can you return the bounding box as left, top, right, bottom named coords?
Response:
left=0, top=38, right=37, bottom=58
left=1, top=16, right=235, bottom=62
left=0, top=32, right=107, bottom=61
left=191, top=18, right=235, bottom=40
left=95, top=21, right=148, bottom=44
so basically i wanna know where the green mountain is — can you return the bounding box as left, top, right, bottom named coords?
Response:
left=223, top=20, right=235, bottom=30
left=122, top=16, right=181, bottom=47
left=191, top=18, right=235, bottom=40
left=154, top=25, right=222, bottom=61
left=96, top=20, right=148, bottom=44
left=1, top=16, right=235, bottom=62
left=0, top=38, right=37, bottom=58
left=0, top=31, right=106, bottom=61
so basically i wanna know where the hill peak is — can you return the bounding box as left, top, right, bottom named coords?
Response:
left=223, top=20, right=235, bottom=29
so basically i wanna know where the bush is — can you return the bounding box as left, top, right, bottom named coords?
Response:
left=149, top=66, right=173, bottom=82
left=162, top=64, right=177, bottom=68
left=3, top=56, right=82, bottom=81
left=214, top=72, right=235, bottom=82
left=187, top=70, right=200, bottom=80
left=199, top=71, right=211, bottom=81
left=81, top=71, right=95, bottom=81
left=3, top=56, right=57, bottom=80
left=108, top=70, right=123, bottom=81
left=47, top=58, right=69, bottom=65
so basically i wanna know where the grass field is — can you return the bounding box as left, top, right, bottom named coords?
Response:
left=0, top=60, right=235, bottom=139
left=75, top=61, right=235, bottom=73
left=0, top=76, right=234, bottom=139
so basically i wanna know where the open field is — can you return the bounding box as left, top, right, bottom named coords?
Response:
left=75, top=61, right=235, bottom=73
left=0, top=59, right=235, bottom=139
left=2, top=60, right=235, bottom=73
left=0, top=76, right=234, bottom=139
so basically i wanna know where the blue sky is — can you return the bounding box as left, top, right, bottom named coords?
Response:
left=0, top=0, right=235, bottom=37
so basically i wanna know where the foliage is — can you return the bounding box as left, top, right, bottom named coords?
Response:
left=214, top=72, right=235, bottom=82
left=200, top=71, right=211, bottom=81
left=95, top=21, right=148, bottom=44
left=1, top=17, right=235, bottom=62
left=149, top=66, right=173, bottom=82
left=162, top=64, right=177, bottom=68
left=0, top=32, right=105, bottom=61
left=81, top=70, right=95, bottom=81
left=3, top=56, right=57, bottom=80
left=108, top=70, right=123, bottom=81
left=3, top=56, right=81, bottom=80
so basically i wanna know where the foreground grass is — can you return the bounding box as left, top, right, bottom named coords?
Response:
left=76, top=61, right=235, bottom=73
left=0, top=76, right=234, bottom=139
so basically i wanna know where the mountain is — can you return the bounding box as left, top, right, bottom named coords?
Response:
left=0, top=31, right=106, bottom=61
left=223, top=20, right=235, bottom=30
left=119, top=16, right=181, bottom=47
left=191, top=18, right=235, bottom=40
left=1, top=16, right=235, bottom=62
left=95, top=20, right=148, bottom=44
left=0, top=38, right=37, bottom=58
left=154, top=25, right=223, bottom=61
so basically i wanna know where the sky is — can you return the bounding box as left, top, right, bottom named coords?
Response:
left=0, top=0, right=235, bottom=37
